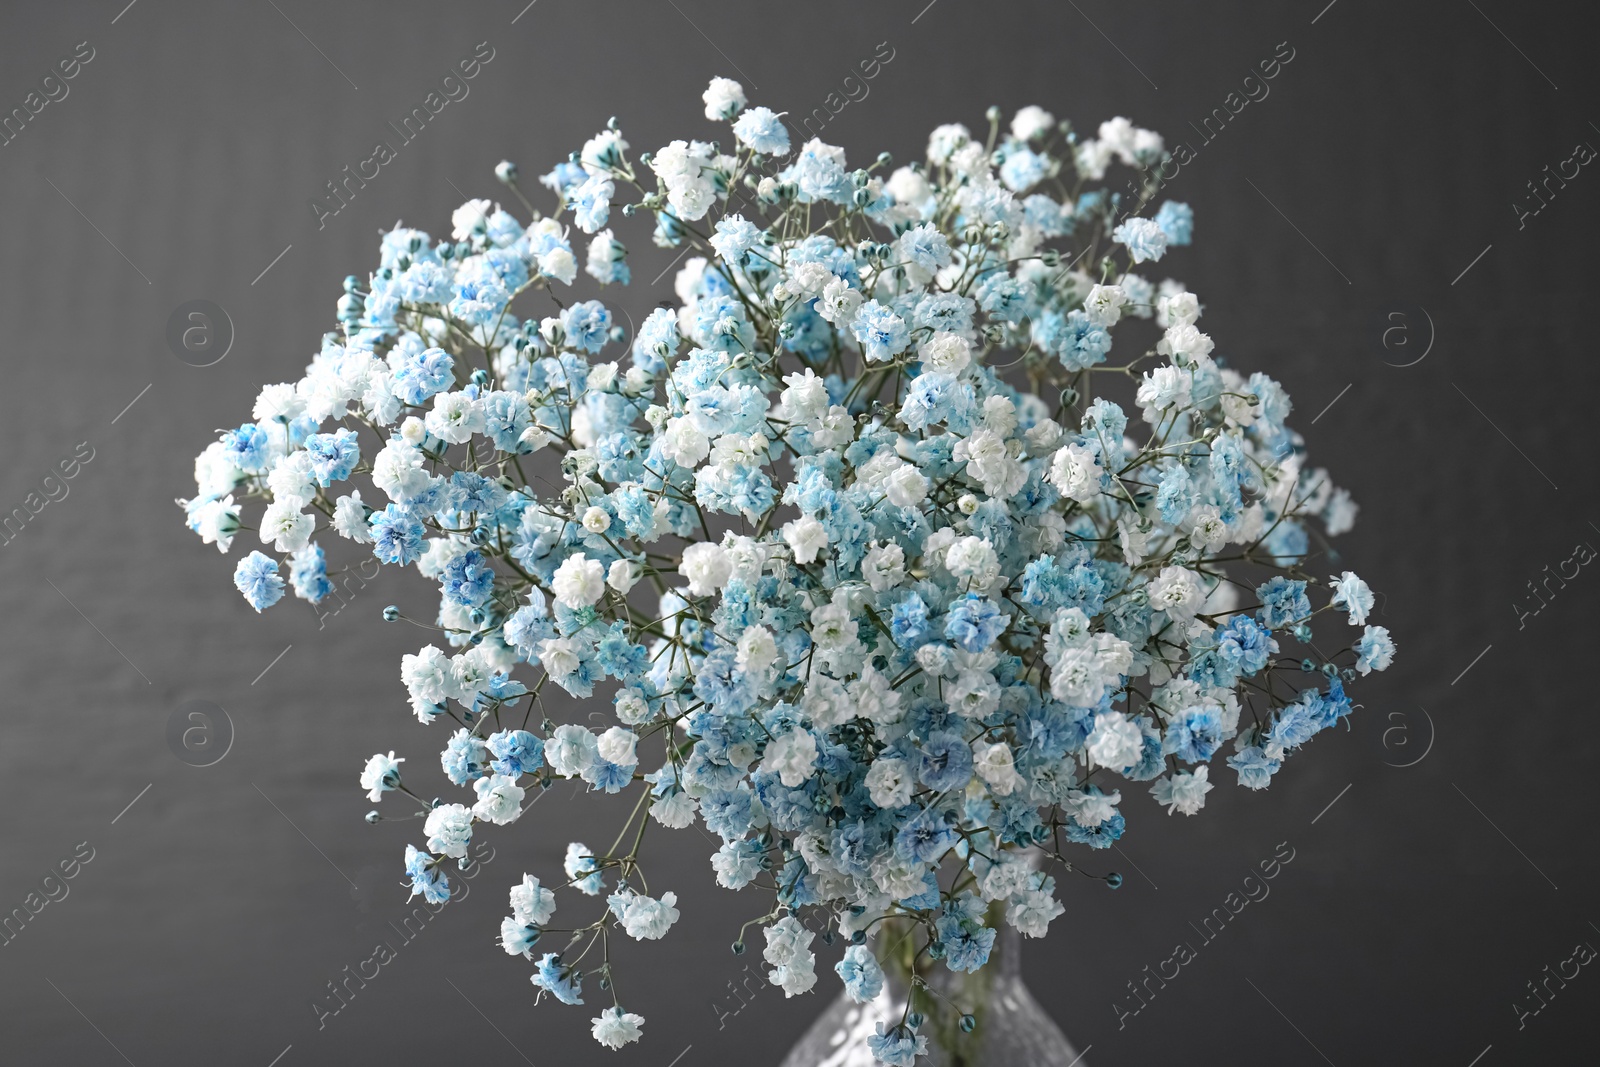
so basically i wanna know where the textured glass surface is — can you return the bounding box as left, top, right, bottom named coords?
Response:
left=779, top=925, right=1085, bottom=1067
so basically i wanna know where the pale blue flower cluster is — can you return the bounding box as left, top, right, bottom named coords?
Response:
left=181, top=82, right=1393, bottom=1059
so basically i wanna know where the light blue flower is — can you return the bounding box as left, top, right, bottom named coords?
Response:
left=404, top=844, right=449, bottom=904
left=561, top=300, right=612, bottom=354
left=221, top=424, right=271, bottom=473
left=233, top=551, right=284, bottom=612
left=710, top=214, right=762, bottom=263
left=1228, top=745, right=1280, bottom=790
left=1355, top=625, right=1395, bottom=675
left=850, top=301, right=910, bottom=362
left=835, top=944, right=884, bottom=1002
left=733, top=106, right=790, bottom=155
left=370, top=504, right=426, bottom=566
left=1112, top=217, right=1169, bottom=264
left=569, top=174, right=614, bottom=234
left=487, top=730, right=544, bottom=776
left=1155, top=200, right=1194, bottom=245
left=392, top=347, right=455, bottom=405
left=531, top=952, right=584, bottom=1004
left=1256, top=576, right=1311, bottom=629
left=868, top=1023, right=927, bottom=1067
left=304, top=428, right=360, bottom=486
left=289, top=542, right=333, bottom=603
left=1331, top=571, right=1374, bottom=626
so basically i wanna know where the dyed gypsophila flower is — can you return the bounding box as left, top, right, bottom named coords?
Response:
left=181, top=78, right=1393, bottom=1060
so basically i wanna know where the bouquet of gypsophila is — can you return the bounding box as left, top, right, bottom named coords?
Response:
left=180, top=77, right=1395, bottom=1060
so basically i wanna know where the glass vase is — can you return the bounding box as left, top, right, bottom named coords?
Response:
left=778, top=914, right=1085, bottom=1067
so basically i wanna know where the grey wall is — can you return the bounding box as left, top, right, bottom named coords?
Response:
left=0, top=1, right=1593, bottom=1063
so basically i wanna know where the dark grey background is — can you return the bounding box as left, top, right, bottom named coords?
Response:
left=1, top=1, right=1593, bottom=1064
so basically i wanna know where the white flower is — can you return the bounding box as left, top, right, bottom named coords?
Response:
left=597, top=726, right=638, bottom=767
left=1158, top=290, right=1200, bottom=327
left=1151, top=765, right=1214, bottom=815
left=1009, top=885, right=1065, bottom=937
left=360, top=751, right=403, bottom=802
left=862, top=543, right=906, bottom=592
left=1158, top=324, right=1215, bottom=368
left=510, top=874, right=556, bottom=926
left=919, top=331, right=972, bottom=374
left=680, top=541, right=731, bottom=597
left=1187, top=506, right=1228, bottom=550
left=948, top=669, right=1001, bottom=718
left=450, top=198, right=493, bottom=240
left=927, top=122, right=972, bottom=166
left=973, top=741, right=1022, bottom=796
left=606, top=558, right=640, bottom=594
left=651, top=790, right=698, bottom=828
left=1062, top=787, right=1122, bottom=828
left=661, top=416, right=709, bottom=468
left=945, top=536, right=999, bottom=586
left=702, top=76, right=746, bottom=120
left=259, top=499, right=313, bottom=553
left=1047, top=442, right=1101, bottom=503
left=402, top=645, right=452, bottom=705
left=539, top=245, right=577, bottom=285
left=1136, top=364, right=1193, bottom=414
left=782, top=516, right=828, bottom=564
left=425, top=391, right=484, bottom=444
left=1082, top=284, right=1127, bottom=328
left=817, top=278, right=864, bottom=324
left=590, top=1006, right=645, bottom=1049
left=371, top=439, right=432, bottom=502
left=865, top=757, right=913, bottom=808
left=887, top=165, right=931, bottom=205
left=1086, top=711, right=1143, bottom=772
left=611, top=888, right=680, bottom=940
left=187, top=495, right=240, bottom=552
left=545, top=723, right=599, bottom=777
left=332, top=492, right=372, bottom=542
left=1149, top=565, right=1204, bottom=620
left=423, top=803, right=473, bottom=858
left=736, top=625, right=778, bottom=674
left=850, top=666, right=904, bottom=724
left=536, top=637, right=579, bottom=682
left=955, top=428, right=1026, bottom=500
left=551, top=553, right=605, bottom=609
left=472, top=774, right=525, bottom=825
left=581, top=506, right=611, bottom=533
left=1011, top=105, right=1055, bottom=141
left=762, top=915, right=817, bottom=995
left=884, top=463, right=929, bottom=507
left=762, top=728, right=819, bottom=787
left=614, top=687, right=651, bottom=725
left=781, top=369, right=830, bottom=422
